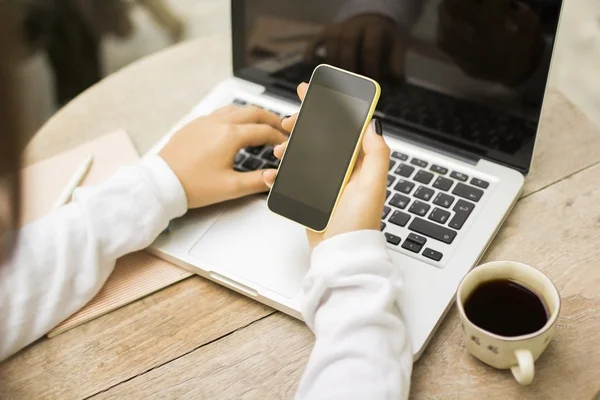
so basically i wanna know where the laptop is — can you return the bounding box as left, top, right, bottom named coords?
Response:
left=146, top=0, right=564, bottom=358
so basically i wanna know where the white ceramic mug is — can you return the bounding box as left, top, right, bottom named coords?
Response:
left=456, top=261, right=561, bottom=385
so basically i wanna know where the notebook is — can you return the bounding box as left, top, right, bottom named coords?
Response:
left=20, top=130, right=192, bottom=337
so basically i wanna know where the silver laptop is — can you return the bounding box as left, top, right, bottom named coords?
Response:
left=146, top=0, right=564, bottom=358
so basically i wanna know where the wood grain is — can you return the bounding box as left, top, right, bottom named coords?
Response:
left=523, top=90, right=600, bottom=196
left=88, top=162, right=600, bottom=400
left=0, top=277, right=273, bottom=400
left=5, top=34, right=600, bottom=400
left=91, top=314, right=312, bottom=400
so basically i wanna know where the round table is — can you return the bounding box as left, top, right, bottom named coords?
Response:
left=13, top=35, right=600, bottom=400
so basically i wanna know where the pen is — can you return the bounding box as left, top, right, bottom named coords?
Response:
left=53, top=155, right=94, bottom=210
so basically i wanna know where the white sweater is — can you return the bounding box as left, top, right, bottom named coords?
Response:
left=0, top=156, right=412, bottom=399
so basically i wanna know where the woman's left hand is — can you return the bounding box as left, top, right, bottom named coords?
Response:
left=159, top=105, right=288, bottom=209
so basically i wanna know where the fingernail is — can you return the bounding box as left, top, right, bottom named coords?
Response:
left=372, top=119, right=383, bottom=136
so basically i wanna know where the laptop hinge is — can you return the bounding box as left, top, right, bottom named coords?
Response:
left=377, top=112, right=481, bottom=166
left=264, top=83, right=301, bottom=104
left=265, top=84, right=481, bottom=166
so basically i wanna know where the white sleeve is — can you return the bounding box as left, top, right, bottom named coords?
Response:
left=296, top=230, right=412, bottom=400
left=0, top=155, right=187, bottom=361
left=336, top=0, right=425, bottom=29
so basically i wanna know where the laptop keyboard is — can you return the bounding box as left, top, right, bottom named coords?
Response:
left=231, top=98, right=491, bottom=267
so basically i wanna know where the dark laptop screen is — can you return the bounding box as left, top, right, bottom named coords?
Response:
left=232, top=0, right=563, bottom=173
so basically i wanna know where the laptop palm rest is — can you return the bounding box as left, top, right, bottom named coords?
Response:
left=189, top=196, right=310, bottom=298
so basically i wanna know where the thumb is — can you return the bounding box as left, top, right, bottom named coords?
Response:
left=359, top=119, right=390, bottom=183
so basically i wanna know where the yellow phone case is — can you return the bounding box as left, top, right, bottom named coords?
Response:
left=266, top=64, right=381, bottom=233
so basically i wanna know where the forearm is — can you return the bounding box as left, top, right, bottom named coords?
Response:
left=0, top=156, right=186, bottom=360
left=296, top=231, right=412, bottom=400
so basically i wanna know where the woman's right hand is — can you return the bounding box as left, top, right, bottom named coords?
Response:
left=263, top=83, right=390, bottom=249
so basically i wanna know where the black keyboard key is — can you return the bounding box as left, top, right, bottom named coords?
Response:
left=414, top=186, right=434, bottom=201
left=389, top=210, right=410, bottom=227
left=392, top=151, right=408, bottom=161
left=410, top=158, right=428, bottom=168
left=241, top=157, right=263, bottom=171
left=389, top=159, right=396, bottom=171
left=414, top=170, right=434, bottom=184
left=386, top=190, right=391, bottom=199
left=394, top=179, right=415, bottom=194
left=395, top=164, right=415, bottom=178
left=453, top=199, right=475, bottom=213
left=409, top=218, right=457, bottom=244
left=387, top=175, right=396, bottom=187
left=432, top=176, right=453, bottom=192
left=385, top=233, right=401, bottom=246
left=470, top=178, right=489, bottom=189
left=264, top=163, right=278, bottom=169
left=402, top=240, right=422, bottom=253
left=423, top=248, right=443, bottom=261
left=430, top=165, right=448, bottom=175
left=452, top=183, right=484, bottom=202
left=246, top=146, right=264, bottom=155
left=450, top=171, right=468, bottom=181
left=429, top=207, right=451, bottom=224
left=234, top=153, right=246, bottom=165
left=261, top=148, right=278, bottom=162
left=390, top=194, right=410, bottom=209
left=407, top=233, right=427, bottom=245
left=382, top=206, right=391, bottom=220
left=233, top=98, right=247, bottom=106
left=449, top=199, right=475, bottom=230
left=380, top=222, right=386, bottom=231
left=433, top=193, right=455, bottom=208
left=409, top=200, right=430, bottom=217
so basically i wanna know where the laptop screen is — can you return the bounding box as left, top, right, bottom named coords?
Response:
left=232, top=0, right=563, bottom=173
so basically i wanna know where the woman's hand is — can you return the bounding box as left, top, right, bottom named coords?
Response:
left=159, top=105, right=288, bottom=209
left=263, top=83, right=390, bottom=249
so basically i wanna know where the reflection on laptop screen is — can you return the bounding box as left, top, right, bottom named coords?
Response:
left=233, top=0, right=563, bottom=172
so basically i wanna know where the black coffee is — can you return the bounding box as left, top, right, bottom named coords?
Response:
left=464, top=279, right=549, bottom=337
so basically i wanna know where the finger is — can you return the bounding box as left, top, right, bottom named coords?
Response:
left=211, top=104, right=238, bottom=116
left=229, top=170, right=270, bottom=197
left=358, top=120, right=390, bottom=186
left=362, top=27, right=385, bottom=79
left=273, top=140, right=288, bottom=159
left=297, top=81, right=308, bottom=101
left=262, top=169, right=277, bottom=188
left=234, top=124, right=288, bottom=148
left=281, top=82, right=308, bottom=132
left=339, top=23, right=362, bottom=72
left=220, top=105, right=287, bottom=133
left=281, top=114, right=297, bottom=133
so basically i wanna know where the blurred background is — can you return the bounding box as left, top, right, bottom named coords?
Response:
left=6, top=0, right=600, bottom=144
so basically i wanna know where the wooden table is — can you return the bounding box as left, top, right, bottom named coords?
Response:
left=2, top=36, right=600, bottom=400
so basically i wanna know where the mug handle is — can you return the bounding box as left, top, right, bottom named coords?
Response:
left=511, top=349, right=535, bottom=385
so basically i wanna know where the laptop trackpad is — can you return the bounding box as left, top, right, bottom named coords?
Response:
left=188, top=197, right=310, bottom=298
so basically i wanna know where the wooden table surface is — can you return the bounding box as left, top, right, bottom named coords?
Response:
left=2, top=36, right=600, bottom=400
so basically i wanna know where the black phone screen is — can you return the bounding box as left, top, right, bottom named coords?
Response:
left=268, top=65, right=378, bottom=231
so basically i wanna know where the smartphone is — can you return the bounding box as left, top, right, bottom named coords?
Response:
left=267, top=64, right=381, bottom=232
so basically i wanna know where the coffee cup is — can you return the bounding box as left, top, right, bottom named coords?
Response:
left=456, top=261, right=561, bottom=385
